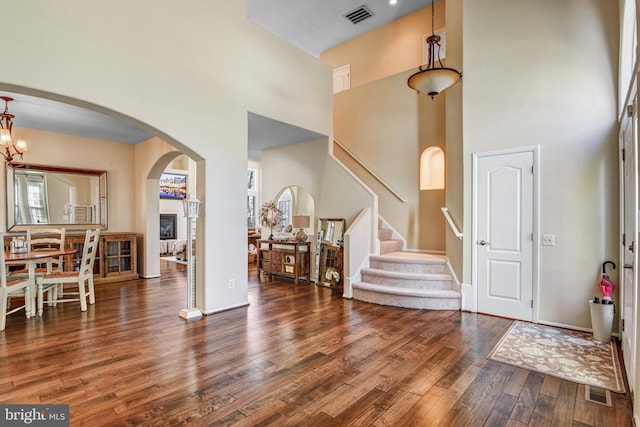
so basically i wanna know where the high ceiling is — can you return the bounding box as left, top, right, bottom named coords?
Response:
left=248, top=0, right=430, bottom=57
left=3, top=0, right=430, bottom=158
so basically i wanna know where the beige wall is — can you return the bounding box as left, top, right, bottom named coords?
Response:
left=321, top=4, right=445, bottom=89
left=0, top=127, right=135, bottom=232
left=461, top=0, right=619, bottom=328
left=0, top=0, right=332, bottom=313
left=324, top=4, right=449, bottom=251
left=333, top=70, right=446, bottom=251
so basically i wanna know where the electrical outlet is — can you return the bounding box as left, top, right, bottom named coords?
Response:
left=542, top=234, right=555, bottom=246
left=228, top=279, right=235, bottom=289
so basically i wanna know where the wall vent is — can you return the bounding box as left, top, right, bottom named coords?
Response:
left=584, top=385, right=612, bottom=407
left=344, top=6, right=374, bottom=25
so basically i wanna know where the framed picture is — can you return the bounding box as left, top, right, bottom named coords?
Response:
left=159, top=172, right=187, bottom=199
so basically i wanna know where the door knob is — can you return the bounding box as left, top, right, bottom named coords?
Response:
left=478, top=240, right=490, bottom=246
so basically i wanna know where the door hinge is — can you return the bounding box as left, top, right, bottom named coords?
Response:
left=622, top=148, right=626, bottom=161
left=531, top=300, right=534, bottom=308
left=622, top=318, right=625, bottom=332
left=623, top=233, right=626, bottom=247
left=531, top=166, right=534, bottom=174
left=627, top=104, right=635, bottom=117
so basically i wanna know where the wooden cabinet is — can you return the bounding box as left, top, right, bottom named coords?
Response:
left=65, top=232, right=138, bottom=284
left=257, top=240, right=310, bottom=285
left=3, top=231, right=138, bottom=284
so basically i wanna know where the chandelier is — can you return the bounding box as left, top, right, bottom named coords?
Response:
left=0, top=96, right=28, bottom=162
left=407, top=1, right=462, bottom=99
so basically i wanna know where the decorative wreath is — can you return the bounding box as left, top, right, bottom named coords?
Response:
left=259, top=201, right=282, bottom=230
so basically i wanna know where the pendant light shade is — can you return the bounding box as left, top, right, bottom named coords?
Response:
left=408, top=67, right=462, bottom=99
left=407, top=1, right=462, bottom=99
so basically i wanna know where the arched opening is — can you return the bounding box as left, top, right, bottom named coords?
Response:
left=420, top=146, right=445, bottom=190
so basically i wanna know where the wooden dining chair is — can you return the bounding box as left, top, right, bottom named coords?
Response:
left=8, top=227, right=67, bottom=275
left=36, top=229, right=100, bottom=314
left=0, top=234, right=32, bottom=331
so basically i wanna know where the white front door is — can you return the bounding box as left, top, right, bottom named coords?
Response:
left=475, top=149, right=535, bottom=321
left=620, top=108, right=637, bottom=392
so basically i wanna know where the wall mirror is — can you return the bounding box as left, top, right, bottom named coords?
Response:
left=7, top=163, right=108, bottom=230
left=316, top=218, right=345, bottom=284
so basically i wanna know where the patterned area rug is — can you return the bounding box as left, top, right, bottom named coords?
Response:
left=487, top=321, right=625, bottom=393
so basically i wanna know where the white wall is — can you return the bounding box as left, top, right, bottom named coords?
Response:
left=0, top=0, right=332, bottom=314
left=461, top=0, right=619, bottom=329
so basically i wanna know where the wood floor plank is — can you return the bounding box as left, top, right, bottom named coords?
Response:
left=0, top=261, right=632, bottom=426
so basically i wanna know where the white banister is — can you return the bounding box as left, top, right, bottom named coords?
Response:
left=334, top=138, right=407, bottom=203
left=441, top=207, right=463, bottom=239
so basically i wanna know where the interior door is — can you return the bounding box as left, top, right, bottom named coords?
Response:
left=332, top=64, right=350, bottom=94
left=476, top=149, right=535, bottom=321
left=621, top=108, right=637, bottom=392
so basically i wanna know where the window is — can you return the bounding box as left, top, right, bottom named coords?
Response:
left=620, top=0, right=637, bottom=112
left=26, top=175, right=49, bottom=224
left=277, top=188, right=292, bottom=230
left=247, top=168, right=259, bottom=228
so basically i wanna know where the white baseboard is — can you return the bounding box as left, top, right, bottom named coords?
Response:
left=461, top=283, right=474, bottom=311
left=537, top=319, right=620, bottom=338
left=140, top=274, right=161, bottom=279
left=202, top=301, right=250, bottom=315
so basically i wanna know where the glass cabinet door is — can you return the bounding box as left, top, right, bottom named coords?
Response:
left=104, top=237, right=133, bottom=275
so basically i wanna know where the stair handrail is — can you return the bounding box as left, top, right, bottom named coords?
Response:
left=441, top=207, right=463, bottom=239
left=333, top=138, right=407, bottom=203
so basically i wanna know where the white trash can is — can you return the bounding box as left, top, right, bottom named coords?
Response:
left=589, top=300, right=614, bottom=342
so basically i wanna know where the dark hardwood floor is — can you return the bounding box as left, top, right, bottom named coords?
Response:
left=0, top=260, right=632, bottom=426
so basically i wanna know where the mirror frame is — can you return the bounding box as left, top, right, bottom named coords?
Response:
left=7, top=163, right=108, bottom=231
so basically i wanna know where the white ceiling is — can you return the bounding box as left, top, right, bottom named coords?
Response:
left=3, top=0, right=430, bottom=158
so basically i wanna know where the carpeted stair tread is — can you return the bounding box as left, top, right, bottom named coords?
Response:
left=370, top=252, right=446, bottom=264
left=361, top=268, right=451, bottom=281
left=353, top=282, right=460, bottom=298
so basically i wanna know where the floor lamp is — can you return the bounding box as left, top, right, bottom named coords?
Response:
left=179, top=194, right=202, bottom=320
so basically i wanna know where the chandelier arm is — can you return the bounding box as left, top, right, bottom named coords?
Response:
left=436, top=43, right=445, bottom=68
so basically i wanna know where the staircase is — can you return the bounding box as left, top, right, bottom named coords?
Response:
left=352, top=223, right=461, bottom=310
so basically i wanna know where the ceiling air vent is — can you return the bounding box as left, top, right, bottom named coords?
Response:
left=344, top=5, right=374, bottom=25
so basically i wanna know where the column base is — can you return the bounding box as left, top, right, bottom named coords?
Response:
left=179, top=308, right=203, bottom=320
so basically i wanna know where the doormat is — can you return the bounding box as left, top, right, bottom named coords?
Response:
left=487, top=321, right=625, bottom=393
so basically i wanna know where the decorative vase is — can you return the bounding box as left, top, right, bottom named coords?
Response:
left=295, top=228, right=308, bottom=242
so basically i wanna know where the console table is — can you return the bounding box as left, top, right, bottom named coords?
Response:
left=257, top=240, right=310, bottom=285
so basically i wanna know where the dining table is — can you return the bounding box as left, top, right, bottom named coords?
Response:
left=5, top=248, right=77, bottom=317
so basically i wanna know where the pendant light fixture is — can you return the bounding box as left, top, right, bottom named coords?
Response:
left=407, top=0, right=462, bottom=99
left=0, top=96, right=28, bottom=163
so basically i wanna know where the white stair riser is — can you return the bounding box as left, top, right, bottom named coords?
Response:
left=361, top=272, right=453, bottom=290
left=369, top=259, right=446, bottom=274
